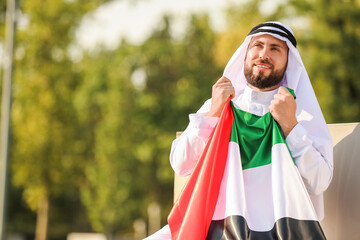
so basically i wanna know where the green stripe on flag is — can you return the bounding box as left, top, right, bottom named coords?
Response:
left=230, top=102, right=288, bottom=170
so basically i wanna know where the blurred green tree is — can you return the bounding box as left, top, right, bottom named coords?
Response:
left=135, top=13, right=222, bottom=226
left=9, top=0, right=110, bottom=239
left=73, top=43, right=140, bottom=236
left=73, top=14, right=222, bottom=236
left=0, top=1, right=5, bottom=41
left=282, top=0, right=360, bottom=123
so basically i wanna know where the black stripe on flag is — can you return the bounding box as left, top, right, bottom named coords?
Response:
left=206, top=215, right=326, bottom=240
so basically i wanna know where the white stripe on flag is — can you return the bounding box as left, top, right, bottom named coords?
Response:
left=212, top=142, right=318, bottom=232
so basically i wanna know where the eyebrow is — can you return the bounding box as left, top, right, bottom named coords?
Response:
left=270, top=43, right=284, bottom=48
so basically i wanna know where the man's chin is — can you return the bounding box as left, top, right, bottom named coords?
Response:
left=252, top=69, right=271, bottom=78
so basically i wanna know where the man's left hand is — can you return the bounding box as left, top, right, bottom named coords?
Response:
left=269, top=87, right=298, bottom=138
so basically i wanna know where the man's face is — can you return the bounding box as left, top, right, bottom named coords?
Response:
left=244, top=34, right=289, bottom=90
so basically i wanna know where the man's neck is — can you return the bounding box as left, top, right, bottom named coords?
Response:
left=246, top=83, right=281, bottom=92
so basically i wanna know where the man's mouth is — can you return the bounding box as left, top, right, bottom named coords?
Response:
left=255, top=64, right=271, bottom=69
left=253, top=60, right=273, bottom=70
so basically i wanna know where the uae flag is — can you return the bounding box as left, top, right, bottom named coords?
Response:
left=168, top=99, right=326, bottom=240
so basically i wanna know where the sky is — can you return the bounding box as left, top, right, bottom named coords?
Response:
left=3, top=0, right=240, bottom=66
left=75, top=0, right=239, bottom=51
left=1, top=0, right=287, bottom=65
left=75, top=0, right=288, bottom=51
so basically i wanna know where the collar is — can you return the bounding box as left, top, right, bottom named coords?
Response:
left=243, top=85, right=278, bottom=104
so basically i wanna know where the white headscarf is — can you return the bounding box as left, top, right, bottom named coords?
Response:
left=223, top=21, right=333, bottom=220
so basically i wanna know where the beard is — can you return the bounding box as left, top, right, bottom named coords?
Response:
left=244, top=60, right=286, bottom=89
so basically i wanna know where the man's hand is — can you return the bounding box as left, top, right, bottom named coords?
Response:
left=269, top=87, right=298, bottom=138
left=206, top=76, right=235, bottom=117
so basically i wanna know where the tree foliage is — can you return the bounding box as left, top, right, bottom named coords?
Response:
left=8, top=0, right=111, bottom=239
left=74, top=43, right=140, bottom=235
left=73, top=14, right=222, bottom=235
left=282, top=0, right=360, bottom=122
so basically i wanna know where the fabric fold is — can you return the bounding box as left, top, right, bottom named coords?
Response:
left=168, top=99, right=234, bottom=240
left=168, top=99, right=326, bottom=240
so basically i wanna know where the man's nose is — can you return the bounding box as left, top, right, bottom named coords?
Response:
left=259, top=47, right=270, bottom=60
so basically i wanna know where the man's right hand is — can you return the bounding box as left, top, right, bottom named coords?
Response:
left=206, top=76, right=235, bottom=117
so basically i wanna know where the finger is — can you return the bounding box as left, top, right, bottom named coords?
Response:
left=220, top=76, right=231, bottom=82
left=273, top=93, right=286, bottom=101
left=269, top=98, right=277, bottom=107
left=220, top=87, right=235, bottom=98
left=230, top=88, right=235, bottom=99
left=220, top=86, right=235, bottom=95
left=216, top=82, right=234, bottom=88
left=269, top=101, right=274, bottom=112
left=228, top=87, right=236, bottom=99
left=278, top=86, right=291, bottom=96
left=215, top=81, right=234, bottom=90
left=216, top=76, right=231, bottom=84
left=220, top=86, right=235, bottom=92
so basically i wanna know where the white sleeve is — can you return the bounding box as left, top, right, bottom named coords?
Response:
left=169, top=99, right=219, bottom=176
left=285, top=123, right=333, bottom=195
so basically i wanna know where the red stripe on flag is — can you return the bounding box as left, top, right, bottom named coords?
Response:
left=168, top=99, right=234, bottom=240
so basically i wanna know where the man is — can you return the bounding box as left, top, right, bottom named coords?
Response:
left=146, top=22, right=333, bottom=239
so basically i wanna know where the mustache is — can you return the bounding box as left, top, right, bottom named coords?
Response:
left=254, top=59, right=274, bottom=68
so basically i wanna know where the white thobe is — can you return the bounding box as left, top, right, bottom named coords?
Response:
left=170, top=86, right=332, bottom=219
left=145, top=86, right=332, bottom=240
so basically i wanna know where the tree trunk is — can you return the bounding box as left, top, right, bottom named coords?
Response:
left=35, top=197, right=49, bottom=240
